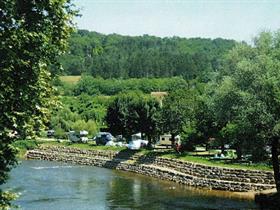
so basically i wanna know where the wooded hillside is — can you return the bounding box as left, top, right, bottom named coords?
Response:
left=58, top=30, right=236, bottom=80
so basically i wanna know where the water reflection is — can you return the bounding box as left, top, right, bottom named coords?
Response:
left=106, top=170, right=258, bottom=210
left=3, top=160, right=259, bottom=210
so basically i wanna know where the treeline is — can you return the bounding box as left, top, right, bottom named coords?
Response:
left=58, top=30, right=236, bottom=80
left=72, top=76, right=188, bottom=96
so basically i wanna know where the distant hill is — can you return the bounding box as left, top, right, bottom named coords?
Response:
left=58, top=29, right=237, bottom=81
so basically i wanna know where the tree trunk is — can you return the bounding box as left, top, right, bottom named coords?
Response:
left=171, top=133, right=176, bottom=149
left=221, top=143, right=225, bottom=154
left=236, top=143, right=242, bottom=160
left=271, top=136, right=280, bottom=193
left=147, top=135, right=152, bottom=148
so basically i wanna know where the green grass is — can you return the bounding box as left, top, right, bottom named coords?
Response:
left=41, top=141, right=127, bottom=151
left=160, top=152, right=272, bottom=171
left=59, top=75, right=81, bottom=84
left=12, top=140, right=40, bottom=158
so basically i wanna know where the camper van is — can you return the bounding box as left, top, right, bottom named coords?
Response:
left=127, top=133, right=148, bottom=150
left=157, top=134, right=180, bottom=147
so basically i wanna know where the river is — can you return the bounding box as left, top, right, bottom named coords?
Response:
left=3, top=160, right=259, bottom=210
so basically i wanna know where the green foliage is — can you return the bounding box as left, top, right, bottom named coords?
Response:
left=158, top=31, right=280, bottom=187
left=85, top=120, right=99, bottom=136
left=106, top=92, right=161, bottom=143
left=54, top=125, right=67, bottom=139
left=161, top=88, right=198, bottom=142
left=50, top=106, right=80, bottom=131
left=187, top=86, right=218, bottom=146
left=56, top=81, right=77, bottom=96
left=71, top=119, right=98, bottom=136
left=58, top=30, right=236, bottom=81
left=12, top=139, right=38, bottom=158
left=0, top=191, right=18, bottom=210
left=48, top=94, right=108, bottom=138
left=0, top=0, right=76, bottom=206
left=73, top=76, right=188, bottom=96
left=208, top=31, right=280, bottom=161
left=12, top=140, right=38, bottom=151
left=71, top=120, right=87, bottom=133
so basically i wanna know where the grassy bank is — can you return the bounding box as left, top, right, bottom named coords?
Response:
left=14, top=139, right=272, bottom=171
left=12, top=140, right=41, bottom=158
left=41, top=141, right=127, bottom=151
left=160, top=153, right=272, bottom=171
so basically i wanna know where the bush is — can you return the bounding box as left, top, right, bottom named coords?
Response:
left=54, top=126, right=67, bottom=139
left=12, top=140, right=38, bottom=151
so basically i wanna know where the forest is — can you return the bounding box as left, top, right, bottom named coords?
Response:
left=58, top=30, right=236, bottom=81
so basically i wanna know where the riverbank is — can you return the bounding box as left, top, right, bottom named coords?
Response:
left=26, top=145, right=276, bottom=193
left=18, top=140, right=273, bottom=171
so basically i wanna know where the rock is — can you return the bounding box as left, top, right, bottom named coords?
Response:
left=26, top=147, right=276, bottom=192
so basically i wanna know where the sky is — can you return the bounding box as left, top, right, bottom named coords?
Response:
left=73, top=0, right=280, bottom=42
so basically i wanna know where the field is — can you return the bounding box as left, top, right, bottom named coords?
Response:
left=59, top=75, right=81, bottom=84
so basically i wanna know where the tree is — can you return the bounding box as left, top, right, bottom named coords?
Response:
left=210, top=78, right=251, bottom=156
left=180, top=83, right=218, bottom=151
left=161, top=89, right=197, bottom=146
left=136, top=97, right=161, bottom=145
left=0, top=0, right=76, bottom=207
left=219, top=31, right=280, bottom=192
left=106, top=93, right=134, bottom=138
left=106, top=92, right=161, bottom=144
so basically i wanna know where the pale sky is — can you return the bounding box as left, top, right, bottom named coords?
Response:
left=73, top=0, right=280, bottom=42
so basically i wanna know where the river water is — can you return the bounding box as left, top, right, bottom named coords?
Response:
left=3, top=160, right=259, bottom=210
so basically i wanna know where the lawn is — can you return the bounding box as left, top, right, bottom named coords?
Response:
left=160, top=152, right=272, bottom=171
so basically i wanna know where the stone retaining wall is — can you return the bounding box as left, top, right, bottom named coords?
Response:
left=26, top=146, right=276, bottom=192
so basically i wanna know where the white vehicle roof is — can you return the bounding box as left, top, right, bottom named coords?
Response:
left=80, top=130, right=88, bottom=135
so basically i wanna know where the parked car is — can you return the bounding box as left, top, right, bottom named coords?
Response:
left=127, top=139, right=148, bottom=150
left=47, top=130, right=55, bottom=138
left=94, top=132, right=115, bottom=145
left=68, top=131, right=89, bottom=143
left=79, top=130, right=89, bottom=143
left=105, top=141, right=126, bottom=147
